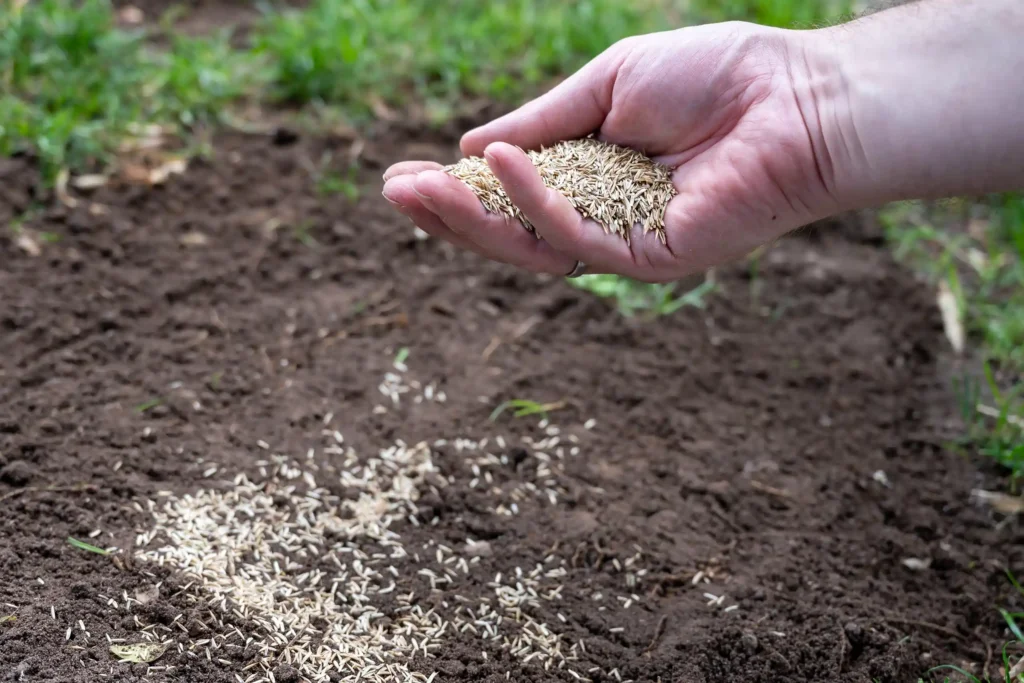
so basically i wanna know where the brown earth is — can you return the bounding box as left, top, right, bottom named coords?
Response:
left=3, top=4, right=1024, bottom=680
left=2, top=124, right=1022, bottom=683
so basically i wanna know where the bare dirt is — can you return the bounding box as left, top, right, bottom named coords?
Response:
left=3, top=6, right=1023, bottom=680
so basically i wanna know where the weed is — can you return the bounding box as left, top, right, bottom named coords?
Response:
left=135, top=398, right=163, bottom=413
left=394, top=347, right=410, bottom=367
left=292, top=221, right=318, bottom=248
left=67, top=536, right=109, bottom=555
left=569, top=273, right=717, bottom=317
left=489, top=399, right=565, bottom=422
left=317, top=166, right=360, bottom=201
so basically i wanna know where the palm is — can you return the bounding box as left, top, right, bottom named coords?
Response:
left=382, top=24, right=829, bottom=282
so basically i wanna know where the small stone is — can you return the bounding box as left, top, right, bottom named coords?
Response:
left=740, top=632, right=759, bottom=652
left=463, top=540, right=493, bottom=558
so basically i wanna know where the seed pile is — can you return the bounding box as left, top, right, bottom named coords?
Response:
left=444, top=137, right=677, bottom=243
left=133, top=415, right=646, bottom=682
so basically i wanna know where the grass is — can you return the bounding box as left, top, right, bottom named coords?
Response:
left=67, top=536, right=109, bottom=555
left=918, top=573, right=1024, bottom=682
left=884, top=195, right=1024, bottom=481
left=568, top=273, right=718, bottom=317
left=689, top=0, right=851, bottom=27
left=253, top=0, right=666, bottom=115
left=886, top=195, right=1024, bottom=679
left=0, top=0, right=257, bottom=181
left=489, top=399, right=566, bottom=422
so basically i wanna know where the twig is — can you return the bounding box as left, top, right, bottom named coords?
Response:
left=885, top=617, right=967, bottom=641
left=644, top=615, right=668, bottom=655
left=0, top=483, right=95, bottom=503
left=749, top=480, right=792, bottom=499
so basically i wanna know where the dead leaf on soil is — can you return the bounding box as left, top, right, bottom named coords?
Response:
left=72, top=174, right=109, bottom=190
left=119, top=124, right=166, bottom=153
left=110, top=642, right=169, bottom=664
left=971, top=489, right=1024, bottom=515
left=15, top=233, right=41, bottom=257
left=936, top=281, right=964, bottom=354
left=977, top=404, right=1024, bottom=428
left=901, top=557, right=932, bottom=571
left=117, top=5, right=144, bottom=24
left=180, top=231, right=209, bottom=247
left=55, top=168, right=78, bottom=208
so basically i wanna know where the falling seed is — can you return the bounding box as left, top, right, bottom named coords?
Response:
left=444, top=138, right=676, bottom=244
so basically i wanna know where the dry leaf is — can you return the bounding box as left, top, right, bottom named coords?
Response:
left=977, top=404, right=1024, bottom=428
left=110, top=642, right=169, bottom=664
left=55, top=168, right=78, bottom=208
left=148, top=158, right=187, bottom=185
left=73, top=174, right=109, bottom=190
left=180, top=231, right=209, bottom=247
left=971, top=489, right=1024, bottom=515
left=936, top=281, right=964, bottom=354
left=15, top=234, right=41, bottom=256
left=118, top=5, right=144, bottom=23
left=901, top=557, right=931, bottom=571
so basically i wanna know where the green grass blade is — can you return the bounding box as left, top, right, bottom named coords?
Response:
left=67, top=536, right=109, bottom=555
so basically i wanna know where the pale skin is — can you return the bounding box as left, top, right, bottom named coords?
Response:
left=382, top=0, right=1024, bottom=283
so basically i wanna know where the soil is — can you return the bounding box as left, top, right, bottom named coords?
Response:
left=3, top=6, right=1024, bottom=682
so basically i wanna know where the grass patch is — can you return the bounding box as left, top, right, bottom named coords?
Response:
left=569, top=273, right=717, bottom=317
left=885, top=195, right=1024, bottom=368
left=920, top=573, right=1024, bottom=681
left=885, top=195, right=1024, bottom=481
left=252, top=0, right=665, bottom=114
left=688, top=0, right=851, bottom=27
left=67, top=536, right=109, bottom=555
left=953, top=362, right=1024, bottom=485
left=0, top=0, right=257, bottom=180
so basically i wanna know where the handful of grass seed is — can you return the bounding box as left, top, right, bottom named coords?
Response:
left=444, top=137, right=676, bottom=243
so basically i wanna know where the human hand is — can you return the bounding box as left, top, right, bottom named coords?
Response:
left=381, top=22, right=838, bottom=283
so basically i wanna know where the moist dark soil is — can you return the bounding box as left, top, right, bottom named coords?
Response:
left=3, top=127, right=1022, bottom=683
left=3, top=6, right=1024, bottom=680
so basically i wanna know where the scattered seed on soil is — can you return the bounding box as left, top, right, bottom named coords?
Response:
left=444, top=138, right=676, bottom=243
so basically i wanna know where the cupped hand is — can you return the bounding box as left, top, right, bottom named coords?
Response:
left=382, top=22, right=838, bottom=282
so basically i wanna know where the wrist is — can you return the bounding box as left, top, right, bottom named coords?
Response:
left=792, top=1, right=1024, bottom=209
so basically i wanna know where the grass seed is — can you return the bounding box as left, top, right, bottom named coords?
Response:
left=444, top=138, right=676, bottom=243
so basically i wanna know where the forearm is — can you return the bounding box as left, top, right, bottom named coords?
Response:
left=792, top=0, right=1024, bottom=209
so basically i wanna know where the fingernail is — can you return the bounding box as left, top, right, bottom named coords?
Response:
left=381, top=190, right=402, bottom=206
left=483, top=147, right=501, bottom=171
